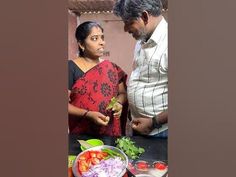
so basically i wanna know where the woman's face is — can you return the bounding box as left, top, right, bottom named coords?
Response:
left=82, top=26, right=105, bottom=58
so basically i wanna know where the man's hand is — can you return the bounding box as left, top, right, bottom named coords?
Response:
left=157, top=111, right=168, bottom=124
left=131, top=117, right=153, bottom=135
left=131, top=111, right=168, bottom=135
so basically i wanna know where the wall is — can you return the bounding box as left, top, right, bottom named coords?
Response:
left=163, top=11, right=168, bottom=21
left=68, top=10, right=78, bottom=60
left=70, top=11, right=168, bottom=77
left=79, top=13, right=136, bottom=77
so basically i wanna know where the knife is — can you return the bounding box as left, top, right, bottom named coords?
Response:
left=77, top=140, right=93, bottom=150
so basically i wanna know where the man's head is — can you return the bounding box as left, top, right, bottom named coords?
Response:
left=113, top=0, right=163, bottom=41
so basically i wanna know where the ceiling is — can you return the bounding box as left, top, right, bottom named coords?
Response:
left=68, top=0, right=115, bottom=15
left=68, top=0, right=168, bottom=15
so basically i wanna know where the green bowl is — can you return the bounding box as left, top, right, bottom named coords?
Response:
left=80, top=139, right=104, bottom=151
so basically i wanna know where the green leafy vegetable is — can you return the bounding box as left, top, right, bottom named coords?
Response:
left=68, top=155, right=76, bottom=167
left=106, top=97, right=118, bottom=110
left=102, top=148, right=125, bottom=160
left=115, top=137, right=145, bottom=160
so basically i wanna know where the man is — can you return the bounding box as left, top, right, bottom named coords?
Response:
left=113, top=0, right=168, bottom=137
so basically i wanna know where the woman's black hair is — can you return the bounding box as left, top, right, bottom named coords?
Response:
left=75, top=21, right=104, bottom=57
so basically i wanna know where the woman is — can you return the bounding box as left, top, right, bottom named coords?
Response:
left=68, top=21, right=127, bottom=136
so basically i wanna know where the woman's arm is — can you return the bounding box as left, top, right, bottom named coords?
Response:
left=112, top=81, right=127, bottom=117
left=68, top=90, right=109, bottom=125
left=68, top=90, right=87, bottom=117
left=116, top=81, right=127, bottom=104
left=68, top=103, right=88, bottom=117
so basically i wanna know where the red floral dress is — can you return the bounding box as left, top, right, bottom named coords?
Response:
left=69, top=60, right=127, bottom=136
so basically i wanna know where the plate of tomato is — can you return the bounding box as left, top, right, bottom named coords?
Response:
left=72, top=145, right=128, bottom=177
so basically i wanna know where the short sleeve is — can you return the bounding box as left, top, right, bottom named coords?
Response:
left=111, top=62, right=127, bottom=88
left=68, top=60, right=84, bottom=90
left=68, top=60, right=75, bottom=90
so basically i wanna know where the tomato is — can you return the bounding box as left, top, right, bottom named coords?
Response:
left=78, top=159, right=89, bottom=174
left=101, top=152, right=108, bottom=157
left=79, top=160, right=88, bottom=166
left=68, top=167, right=73, bottom=177
left=86, top=158, right=92, bottom=166
left=96, top=153, right=102, bottom=159
left=154, top=162, right=167, bottom=170
left=78, top=164, right=89, bottom=174
left=91, top=157, right=100, bottom=165
left=96, top=152, right=107, bottom=160
left=90, top=151, right=97, bottom=158
left=79, top=155, right=86, bottom=161
left=79, top=151, right=90, bottom=160
left=77, top=150, right=108, bottom=175
left=136, top=161, right=148, bottom=171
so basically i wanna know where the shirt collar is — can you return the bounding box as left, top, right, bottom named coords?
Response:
left=141, top=17, right=167, bottom=48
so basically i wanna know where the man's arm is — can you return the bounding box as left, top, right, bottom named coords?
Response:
left=152, top=110, right=168, bottom=128
left=131, top=110, right=168, bottom=135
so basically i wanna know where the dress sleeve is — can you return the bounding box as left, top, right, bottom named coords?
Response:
left=113, top=63, right=127, bottom=87
left=68, top=60, right=84, bottom=90
left=68, top=60, right=74, bottom=90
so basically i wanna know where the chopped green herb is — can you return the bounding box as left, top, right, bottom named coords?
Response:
left=106, top=97, right=118, bottom=110
left=115, top=137, right=145, bottom=160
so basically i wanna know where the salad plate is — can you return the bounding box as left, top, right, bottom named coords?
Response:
left=72, top=145, right=128, bottom=177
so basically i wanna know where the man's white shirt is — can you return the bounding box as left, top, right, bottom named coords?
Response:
left=127, top=17, right=168, bottom=135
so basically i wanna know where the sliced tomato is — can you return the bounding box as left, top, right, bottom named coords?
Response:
left=78, top=156, right=86, bottom=161
left=90, top=151, right=97, bottom=158
left=78, top=159, right=89, bottom=173
left=136, top=161, right=148, bottom=171
left=96, top=153, right=102, bottom=159
left=91, top=157, right=100, bottom=165
left=101, top=152, right=108, bottom=157
left=78, top=164, right=89, bottom=174
left=68, top=167, right=73, bottom=177
left=79, top=159, right=88, bottom=167
left=86, top=158, right=92, bottom=166
left=77, top=150, right=106, bottom=175
left=96, top=152, right=106, bottom=160
left=79, top=151, right=90, bottom=160
left=154, top=162, right=167, bottom=170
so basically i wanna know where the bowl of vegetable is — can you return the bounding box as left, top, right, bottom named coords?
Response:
left=72, top=145, right=128, bottom=177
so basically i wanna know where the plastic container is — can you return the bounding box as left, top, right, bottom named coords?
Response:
left=135, top=160, right=149, bottom=172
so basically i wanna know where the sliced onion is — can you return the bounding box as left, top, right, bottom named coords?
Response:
left=82, top=157, right=125, bottom=177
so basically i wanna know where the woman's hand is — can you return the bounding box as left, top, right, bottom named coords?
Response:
left=86, top=111, right=110, bottom=126
left=112, top=102, right=123, bottom=118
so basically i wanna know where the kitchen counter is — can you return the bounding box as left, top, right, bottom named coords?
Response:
left=69, top=134, right=167, bottom=162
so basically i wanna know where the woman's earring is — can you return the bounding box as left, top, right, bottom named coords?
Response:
left=82, top=48, right=85, bottom=52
